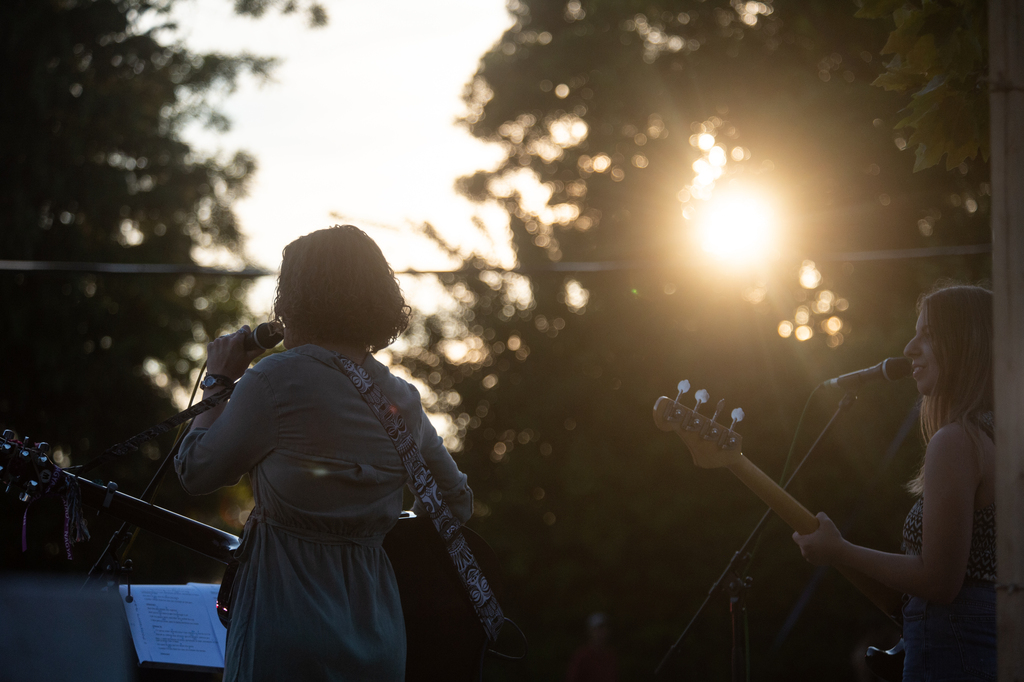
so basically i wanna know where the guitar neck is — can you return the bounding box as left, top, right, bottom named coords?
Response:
left=725, top=455, right=903, bottom=623
left=72, top=475, right=239, bottom=564
left=728, top=456, right=819, bottom=534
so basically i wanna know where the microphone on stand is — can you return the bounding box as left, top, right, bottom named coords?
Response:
left=821, top=357, right=913, bottom=390
left=243, top=322, right=285, bottom=352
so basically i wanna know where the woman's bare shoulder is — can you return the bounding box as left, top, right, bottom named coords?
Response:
left=930, top=422, right=970, bottom=446
left=925, top=423, right=984, bottom=481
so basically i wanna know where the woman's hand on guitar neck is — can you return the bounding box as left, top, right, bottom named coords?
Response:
left=792, top=512, right=847, bottom=566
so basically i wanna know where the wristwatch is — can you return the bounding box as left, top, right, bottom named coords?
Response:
left=200, top=373, right=233, bottom=391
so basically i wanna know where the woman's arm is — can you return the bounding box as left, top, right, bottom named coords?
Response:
left=175, top=369, right=277, bottom=494
left=409, top=395, right=473, bottom=523
left=792, top=423, right=979, bottom=603
left=190, top=327, right=264, bottom=432
left=175, top=328, right=275, bottom=494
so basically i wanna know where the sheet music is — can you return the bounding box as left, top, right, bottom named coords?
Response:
left=120, top=583, right=226, bottom=671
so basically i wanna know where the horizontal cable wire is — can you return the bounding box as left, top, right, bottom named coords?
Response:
left=0, top=243, right=993, bottom=277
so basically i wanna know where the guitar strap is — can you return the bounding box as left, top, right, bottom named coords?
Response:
left=331, top=354, right=505, bottom=643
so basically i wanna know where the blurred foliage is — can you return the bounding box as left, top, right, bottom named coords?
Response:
left=857, top=0, right=988, bottom=171
left=0, top=0, right=269, bottom=584
left=393, top=0, right=991, bottom=680
left=232, top=0, right=328, bottom=27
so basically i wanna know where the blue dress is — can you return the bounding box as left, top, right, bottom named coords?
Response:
left=175, top=345, right=474, bottom=682
left=901, top=498, right=997, bottom=681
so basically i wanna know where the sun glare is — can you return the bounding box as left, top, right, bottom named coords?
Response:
left=696, top=190, right=776, bottom=262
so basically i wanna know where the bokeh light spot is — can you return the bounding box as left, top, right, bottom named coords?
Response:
left=708, top=146, right=727, bottom=167
left=826, top=332, right=845, bottom=348
left=798, top=260, right=822, bottom=289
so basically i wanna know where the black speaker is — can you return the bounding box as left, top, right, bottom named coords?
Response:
left=0, top=574, right=135, bottom=682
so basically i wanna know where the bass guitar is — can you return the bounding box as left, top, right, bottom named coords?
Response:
left=652, top=390, right=905, bottom=681
left=1, top=431, right=501, bottom=682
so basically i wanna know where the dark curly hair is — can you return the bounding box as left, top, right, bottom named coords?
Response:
left=273, top=225, right=411, bottom=351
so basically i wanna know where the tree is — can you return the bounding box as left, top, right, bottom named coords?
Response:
left=0, top=0, right=275, bottom=583
left=857, top=0, right=988, bottom=171
left=397, top=1, right=991, bottom=679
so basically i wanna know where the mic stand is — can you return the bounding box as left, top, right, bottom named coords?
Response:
left=82, top=429, right=190, bottom=590
left=78, top=376, right=240, bottom=591
left=655, top=388, right=859, bottom=680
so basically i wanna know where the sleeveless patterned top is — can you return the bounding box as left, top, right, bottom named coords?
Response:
left=901, top=498, right=996, bottom=582
left=901, top=412, right=996, bottom=582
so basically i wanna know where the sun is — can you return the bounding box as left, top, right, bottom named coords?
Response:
left=695, top=189, right=777, bottom=264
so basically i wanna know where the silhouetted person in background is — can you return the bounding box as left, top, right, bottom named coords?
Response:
left=566, top=612, right=618, bottom=682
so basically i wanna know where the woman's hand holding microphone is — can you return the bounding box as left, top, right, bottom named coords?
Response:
left=190, top=325, right=276, bottom=430
left=202, top=326, right=266, bottom=392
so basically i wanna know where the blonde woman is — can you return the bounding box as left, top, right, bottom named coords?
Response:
left=793, top=284, right=996, bottom=681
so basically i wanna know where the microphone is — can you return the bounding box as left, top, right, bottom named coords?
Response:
left=821, top=357, right=912, bottom=390
left=243, top=322, right=285, bottom=352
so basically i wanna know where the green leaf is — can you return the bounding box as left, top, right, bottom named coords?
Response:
left=904, top=33, right=939, bottom=75
left=938, top=92, right=982, bottom=169
left=872, top=70, right=923, bottom=92
left=913, top=139, right=945, bottom=171
left=895, top=77, right=948, bottom=128
left=892, top=6, right=917, bottom=28
left=902, top=86, right=986, bottom=171
left=881, top=12, right=924, bottom=55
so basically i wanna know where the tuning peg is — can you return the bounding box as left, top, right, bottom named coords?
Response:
left=674, top=380, right=690, bottom=403
left=19, top=480, right=39, bottom=501
left=710, top=399, right=726, bottom=423
left=729, top=407, right=745, bottom=430
left=694, top=389, right=709, bottom=409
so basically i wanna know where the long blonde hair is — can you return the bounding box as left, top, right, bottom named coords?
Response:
left=907, top=283, right=994, bottom=496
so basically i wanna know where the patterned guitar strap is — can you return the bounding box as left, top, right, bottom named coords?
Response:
left=332, top=354, right=505, bottom=642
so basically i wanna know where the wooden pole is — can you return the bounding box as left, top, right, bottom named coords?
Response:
left=989, top=0, right=1024, bottom=678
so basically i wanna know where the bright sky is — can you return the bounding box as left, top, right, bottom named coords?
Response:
left=169, top=0, right=515, bottom=314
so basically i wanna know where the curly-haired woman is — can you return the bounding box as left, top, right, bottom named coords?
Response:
left=176, top=225, right=474, bottom=682
left=793, top=284, right=996, bottom=681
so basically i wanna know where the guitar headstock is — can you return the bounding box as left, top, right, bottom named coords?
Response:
left=0, top=430, right=58, bottom=501
left=653, top=382, right=744, bottom=469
